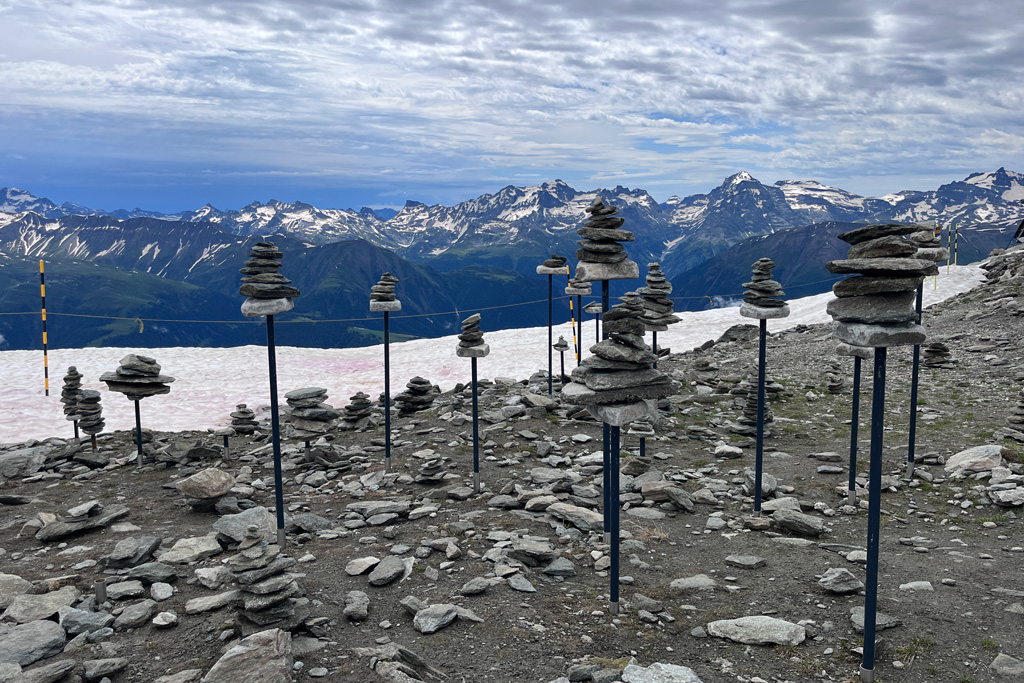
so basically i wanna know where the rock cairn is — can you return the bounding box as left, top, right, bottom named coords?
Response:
left=100, top=354, right=175, bottom=400
left=339, top=392, right=374, bottom=430
left=553, top=336, right=569, bottom=353
left=456, top=313, right=489, bottom=358
left=416, top=457, right=446, bottom=484
left=574, top=199, right=639, bottom=282
left=285, top=387, right=339, bottom=440
left=77, top=389, right=105, bottom=438
left=565, top=275, right=592, bottom=297
left=1007, top=389, right=1024, bottom=430
left=639, top=263, right=680, bottom=331
left=909, top=222, right=948, bottom=264
left=394, top=377, right=438, bottom=415
left=239, top=241, right=301, bottom=318
left=922, top=341, right=956, bottom=369
left=826, top=224, right=939, bottom=347
left=740, top=258, right=789, bottom=319
left=537, top=254, right=567, bottom=274
left=369, top=272, right=401, bottom=312
left=60, top=366, right=84, bottom=425
left=228, top=528, right=306, bottom=634
left=230, top=404, right=259, bottom=434
left=730, top=380, right=775, bottom=437
left=563, top=291, right=678, bottom=424
left=627, top=419, right=655, bottom=439
left=825, top=358, right=845, bottom=393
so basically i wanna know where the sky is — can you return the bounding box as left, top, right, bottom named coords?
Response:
left=0, top=263, right=984, bottom=443
left=1, top=0, right=1022, bottom=213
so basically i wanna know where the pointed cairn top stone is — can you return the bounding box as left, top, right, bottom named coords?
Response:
left=639, top=262, right=680, bottom=331
left=562, top=290, right=679, bottom=426
left=61, top=366, right=84, bottom=422
left=100, top=353, right=175, bottom=400
left=740, top=257, right=789, bottom=319
left=370, top=271, right=402, bottom=312
left=456, top=313, right=489, bottom=358
left=239, top=241, right=300, bottom=317
left=553, top=336, right=569, bottom=352
left=574, top=198, right=639, bottom=282
left=827, top=223, right=936, bottom=347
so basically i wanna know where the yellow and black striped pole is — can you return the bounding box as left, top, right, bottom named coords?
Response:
left=565, top=265, right=580, bottom=363
left=40, top=260, right=49, bottom=396
left=954, top=223, right=959, bottom=266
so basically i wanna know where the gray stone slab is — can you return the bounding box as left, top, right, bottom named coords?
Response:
left=575, top=260, right=640, bottom=282
left=740, top=303, right=790, bottom=319
left=456, top=344, right=490, bottom=358
left=369, top=300, right=402, bottom=312
left=832, top=320, right=925, bottom=348
left=241, top=297, right=294, bottom=318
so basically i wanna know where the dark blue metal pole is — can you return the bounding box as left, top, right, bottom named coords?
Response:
left=754, top=318, right=767, bottom=515
left=848, top=355, right=862, bottom=506
left=601, top=280, right=611, bottom=543
left=640, top=437, right=646, bottom=459
left=547, top=275, right=553, bottom=396
left=134, top=400, right=143, bottom=466
left=384, top=310, right=391, bottom=474
left=609, top=424, right=621, bottom=615
left=267, top=314, right=286, bottom=547
left=652, top=330, right=658, bottom=369
left=907, top=284, right=923, bottom=477
left=472, top=357, right=480, bottom=493
left=861, top=347, right=887, bottom=682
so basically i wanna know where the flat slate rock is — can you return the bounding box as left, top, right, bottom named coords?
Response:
left=837, top=223, right=920, bottom=245
left=202, top=628, right=292, bottom=683
left=0, top=619, right=66, bottom=667
left=413, top=603, right=459, bottom=634
left=826, top=258, right=939, bottom=276
left=621, top=662, right=705, bottom=682
left=706, top=616, right=806, bottom=645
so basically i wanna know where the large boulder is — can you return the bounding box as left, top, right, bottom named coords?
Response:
left=0, top=446, right=48, bottom=479
left=0, top=619, right=66, bottom=667
left=176, top=469, right=235, bottom=499
left=944, top=445, right=1005, bottom=475
left=201, top=628, right=292, bottom=683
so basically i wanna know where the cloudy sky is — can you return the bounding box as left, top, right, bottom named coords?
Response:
left=1, top=0, right=1022, bottom=212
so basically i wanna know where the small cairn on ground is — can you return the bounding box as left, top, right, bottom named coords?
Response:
left=228, top=526, right=306, bottom=634
left=639, top=263, right=680, bottom=335
left=415, top=457, right=447, bottom=484
left=741, top=257, right=789, bottom=318
left=369, top=272, right=401, bottom=312
left=730, top=381, right=774, bottom=436
left=339, top=392, right=374, bottom=430
left=60, top=366, right=84, bottom=428
left=100, top=353, right=175, bottom=400
left=230, top=404, right=259, bottom=434
left=826, top=224, right=938, bottom=347
left=456, top=313, right=489, bottom=357
left=285, top=387, right=339, bottom=440
left=1006, top=388, right=1024, bottom=430
left=922, top=341, right=956, bottom=368
left=825, top=357, right=845, bottom=393
left=239, top=241, right=301, bottom=317
left=394, top=377, right=438, bottom=415
left=77, top=389, right=105, bottom=441
left=574, top=198, right=640, bottom=281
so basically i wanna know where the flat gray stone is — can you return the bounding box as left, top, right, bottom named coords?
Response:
left=158, top=535, right=222, bottom=564
left=945, top=445, right=1005, bottom=474
left=851, top=606, right=902, bottom=632
left=546, top=502, right=603, bottom=532
left=343, top=590, right=369, bottom=621
left=460, top=577, right=491, bottom=595
left=832, top=320, right=925, bottom=348
left=819, top=567, right=864, bottom=594
left=622, top=662, right=705, bottom=682
left=507, top=574, right=537, bottom=593
left=991, top=653, right=1024, bottom=676
left=0, top=620, right=66, bottom=667
left=113, top=598, right=157, bottom=630
left=202, top=628, right=292, bottom=682
left=725, top=554, right=767, bottom=569
left=213, top=506, right=277, bottom=544
left=176, top=468, right=235, bottom=499
left=670, top=574, right=717, bottom=592
left=369, top=300, right=402, bottom=312
left=0, top=573, right=33, bottom=611
left=413, top=603, right=459, bottom=634
left=367, top=556, right=406, bottom=586
left=345, top=556, right=380, bottom=576
left=241, top=297, right=294, bottom=317
left=772, top=508, right=826, bottom=537
left=740, top=302, right=790, bottom=319
left=58, top=605, right=114, bottom=635
left=706, top=616, right=806, bottom=645
left=184, top=590, right=238, bottom=614
left=84, top=657, right=128, bottom=682
left=2, top=586, right=80, bottom=624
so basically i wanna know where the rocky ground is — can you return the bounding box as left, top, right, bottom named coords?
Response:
left=2, top=248, right=1024, bottom=683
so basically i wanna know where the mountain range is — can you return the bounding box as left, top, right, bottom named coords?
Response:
left=0, top=169, right=1021, bottom=350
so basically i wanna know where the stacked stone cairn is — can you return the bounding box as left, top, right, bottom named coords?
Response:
left=285, top=387, right=339, bottom=440
left=825, top=357, right=845, bottom=393
left=574, top=199, right=640, bottom=281
left=100, top=353, right=175, bottom=401
left=228, top=525, right=306, bottom=634
left=562, top=291, right=679, bottom=424
left=553, top=335, right=569, bottom=354
left=922, top=341, right=956, bottom=369
left=627, top=419, right=655, bottom=439
left=339, top=392, right=374, bottom=430
left=456, top=313, right=489, bottom=358
left=60, top=366, right=84, bottom=427
left=416, top=457, right=447, bottom=484
left=730, top=377, right=775, bottom=436
left=537, top=254, right=567, bottom=274
left=77, top=390, right=105, bottom=440
left=230, top=404, right=259, bottom=434
left=1007, top=388, right=1024, bottom=430
left=239, top=241, right=301, bottom=317
left=826, top=224, right=938, bottom=347
left=369, top=272, right=401, bottom=312
left=394, top=377, right=438, bottom=415
left=565, top=275, right=592, bottom=297
left=639, top=263, right=680, bottom=332
left=908, top=221, right=948, bottom=263
left=740, top=258, right=789, bottom=319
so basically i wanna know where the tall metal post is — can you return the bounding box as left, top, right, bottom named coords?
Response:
left=266, top=314, right=286, bottom=548
left=609, top=424, right=621, bottom=615
left=753, top=318, right=767, bottom=515
left=639, top=437, right=646, bottom=459
left=223, top=433, right=230, bottom=460
left=848, top=356, right=862, bottom=506
left=907, top=284, right=923, bottom=478
left=133, top=400, right=143, bottom=466
left=384, top=310, right=392, bottom=474
left=558, top=348, right=565, bottom=384
left=861, top=347, right=887, bottom=683
left=471, top=357, right=480, bottom=493
left=74, top=421, right=80, bottom=441
left=601, top=280, right=611, bottom=545
left=547, top=274, right=553, bottom=396
left=652, top=330, right=658, bottom=369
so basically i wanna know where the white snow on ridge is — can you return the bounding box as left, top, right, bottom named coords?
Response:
left=0, top=264, right=985, bottom=444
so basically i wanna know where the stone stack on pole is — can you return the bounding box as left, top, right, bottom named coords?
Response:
left=78, top=390, right=105, bottom=451
left=537, top=255, right=568, bottom=396
left=100, top=353, right=175, bottom=466
left=456, top=313, right=489, bottom=493
left=563, top=290, right=678, bottom=615
left=738, top=257, right=789, bottom=516
left=638, top=263, right=680, bottom=368
left=285, top=387, right=339, bottom=458
left=60, top=366, right=84, bottom=440
left=553, top=335, right=569, bottom=384
left=565, top=275, right=592, bottom=365
left=826, top=222, right=938, bottom=683
left=240, top=240, right=301, bottom=548
left=370, top=272, right=401, bottom=474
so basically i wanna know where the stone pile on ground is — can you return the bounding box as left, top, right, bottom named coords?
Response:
left=230, top=403, right=259, bottom=434
left=394, top=377, right=439, bottom=415
left=456, top=313, right=489, bottom=358
left=826, top=223, right=939, bottom=347
left=741, top=257, right=788, bottom=318
left=729, top=377, right=775, bottom=437
left=416, top=457, right=447, bottom=484
left=76, top=390, right=105, bottom=439
left=574, top=198, right=639, bottom=281
left=99, top=353, right=175, bottom=400
left=369, top=272, right=401, bottom=312
left=339, top=392, right=374, bottom=430
left=284, top=387, right=339, bottom=441
left=59, top=366, right=83, bottom=426
left=825, top=357, right=844, bottom=393
left=239, top=241, right=300, bottom=318
left=922, top=341, right=956, bottom=368
left=1007, top=389, right=1024, bottom=430
left=227, top=528, right=307, bottom=634
left=638, top=262, right=680, bottom=332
